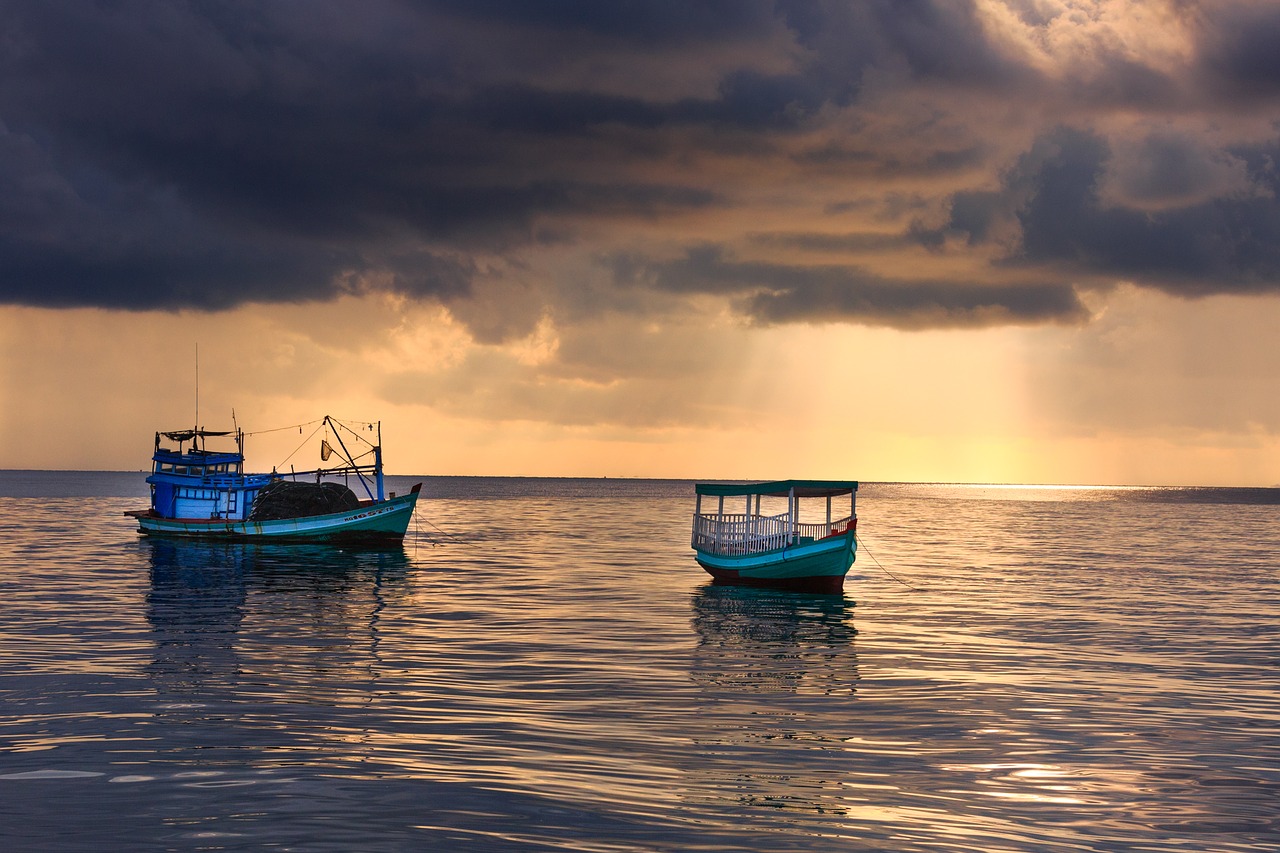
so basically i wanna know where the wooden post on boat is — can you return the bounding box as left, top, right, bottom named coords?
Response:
left=716, top=495, right=724, bottom=550
left=374, top=421, right=385, bottom=502
left=826, top=495, right=832, bottom=529
left=693, top=493, right=702, bottom=549
left=788, top=485, right=796, bottom=544
left=374, top=445, right=386, bottom=502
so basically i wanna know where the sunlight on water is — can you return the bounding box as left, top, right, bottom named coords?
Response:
left=0, top=475, right=1278, bottom=851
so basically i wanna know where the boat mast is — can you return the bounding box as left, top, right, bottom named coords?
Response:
left=374, top=420, right=385, bottom=502
left=321, top=415, right=377, bottom=501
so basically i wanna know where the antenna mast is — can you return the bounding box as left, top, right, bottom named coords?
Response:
left=195, top=343, right=200, bottom=430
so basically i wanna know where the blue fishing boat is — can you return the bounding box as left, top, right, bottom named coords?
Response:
left=691, top=480, right=858, bottom=593
left=126, top=415, right=420, bottom=542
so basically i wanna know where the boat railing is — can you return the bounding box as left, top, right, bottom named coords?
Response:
left=202, top=472, right=273, bottom=488
left=693, top=512, right=854, bottom=556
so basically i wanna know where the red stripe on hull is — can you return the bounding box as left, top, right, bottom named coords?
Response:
left=702, top=565, right=845, bottom=594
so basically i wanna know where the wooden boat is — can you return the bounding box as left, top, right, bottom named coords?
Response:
left=126, top=416, right=421, bottom=543
left=691, top=480, right=858, bottom=593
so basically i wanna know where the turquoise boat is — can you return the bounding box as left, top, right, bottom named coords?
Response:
left=126, top=416, right=421, bottom=543
left=692, top=480, right=858, bottom=594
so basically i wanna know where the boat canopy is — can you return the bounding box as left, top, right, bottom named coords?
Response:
left=695, top=479, right=858, bottom=498
left=159, top=429, right=234, bottom=442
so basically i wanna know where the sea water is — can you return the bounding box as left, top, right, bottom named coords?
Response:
left=0, top=474, right=1277, bottom=852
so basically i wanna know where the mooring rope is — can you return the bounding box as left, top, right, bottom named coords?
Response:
left=420, top=516, right=462, bottom=544
left=411, top=506, right=425, bottom=553
left=856, top=532, right=926, bottom=591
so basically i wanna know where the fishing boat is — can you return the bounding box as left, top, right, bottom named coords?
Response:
left=125, top=415, right=421, bottom=542
left=691, top=480, right=858, bottom=593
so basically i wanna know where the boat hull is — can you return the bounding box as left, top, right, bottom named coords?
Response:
left=694, top=531, right=855, bottom=594
left=131, top=487, right=420, bottom=543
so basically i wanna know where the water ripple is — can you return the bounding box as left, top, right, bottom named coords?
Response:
left=0, top=480, right=1277, bottom=851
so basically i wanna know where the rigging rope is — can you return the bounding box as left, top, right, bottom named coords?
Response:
left=328, top=417, right=377, bottom=434
left=277, top=422, right=326, bottom=468
left=243, top=419, right=323, bottom=437
left=243, top=415, right=379, bottom=472
left=856, top=532, right=926, bottom=592
left=243, top=417, right=374, bottom=438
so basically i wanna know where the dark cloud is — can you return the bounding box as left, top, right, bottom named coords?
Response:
left=610, top=244, right=1089, bottom=329
left=430, top=0, right=780, bottom=45
left=1065, top=55, right=1183, bottom=111
left=1013, top=128, right=1280, bottom=295
left=464, top=71, right=831, bottom=136
left=0, top=0, right=742, bottom=312
left=1193, top=2, right=1280, bottom=101
left=913, top=126, right=1280, bottom=298
left=1109, top=131, right=1249, bottom=207
left=784, top=0, right=1030, bottom=91
left=749, top=230, right=908, bottom=253
left=745, top=275, right=1087, bottom=329
left=2, top=0, right=1279, bottom=329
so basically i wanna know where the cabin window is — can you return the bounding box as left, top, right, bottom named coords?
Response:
left=179, top=487, right=216, bottom=499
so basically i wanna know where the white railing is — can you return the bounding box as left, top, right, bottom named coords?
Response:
left=693, top=512, right=854, bottom=556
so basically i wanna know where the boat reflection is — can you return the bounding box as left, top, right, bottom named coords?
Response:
left=146, top=537, right=411, bottom=587
left=145, top=539, right=249, bottom=700
left=683, top=585, right=861, bottom=818
left=690, top=584, right=858, bottom=695
left=143, top=538, right=411, bottom=768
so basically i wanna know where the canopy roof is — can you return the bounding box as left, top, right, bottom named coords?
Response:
left=159, top=429, right=234, bottom=442
left=695, top=479, right=858, bottom=498
left=153, top=447, right=242, bottom=460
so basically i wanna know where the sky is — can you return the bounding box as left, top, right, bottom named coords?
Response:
left=3, top=0, right=1280, bottom=485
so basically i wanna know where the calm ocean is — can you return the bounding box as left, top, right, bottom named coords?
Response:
left=1, top=473, right=1278, bottom=852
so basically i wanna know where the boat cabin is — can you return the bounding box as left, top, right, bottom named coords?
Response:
left=692, top=480, right=858, bottom=557
left=146, top=429, right=272, bottom=521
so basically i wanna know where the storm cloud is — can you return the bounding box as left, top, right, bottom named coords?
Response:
left=2, top=0, right=1280, bottom=330
left=612, top=244, right=1089, bottom=328
left=915, top=126, right=1280, bottom=297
